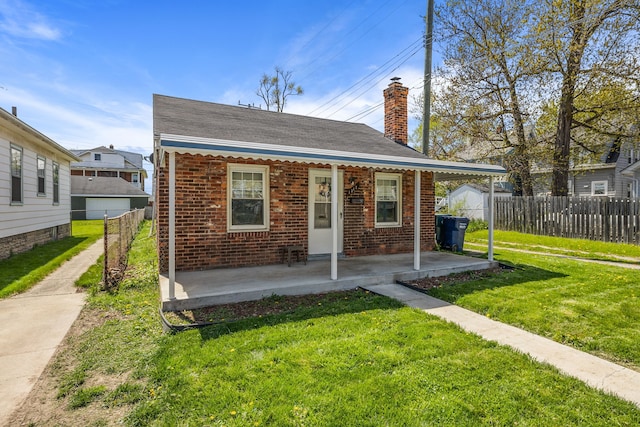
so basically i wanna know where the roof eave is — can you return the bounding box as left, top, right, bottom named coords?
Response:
left=159, top=133, right=506, bottom=179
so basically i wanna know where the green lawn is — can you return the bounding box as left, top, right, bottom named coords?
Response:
left=0, top=220, right=103, bottom=298
left=35, top=222, right=640, bottom=426
left=466, top=230, right=640, bottom=264
left=429, top=230, right=640, bottom=370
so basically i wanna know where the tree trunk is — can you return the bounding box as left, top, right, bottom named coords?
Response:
left=551, top=0, right=586, bottom=196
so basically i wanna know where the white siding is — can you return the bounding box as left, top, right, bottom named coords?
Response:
left=0, top=125, right=73, bottom=239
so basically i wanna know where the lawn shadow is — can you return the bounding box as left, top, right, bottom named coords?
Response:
left=0, top=236, right=89, bottom=293
left=160, top=289, right=404, bottom=341
left=412, top=263, right=568, bottom=303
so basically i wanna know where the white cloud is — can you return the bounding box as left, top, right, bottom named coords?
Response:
left=0, top=0, right=63, bottom=40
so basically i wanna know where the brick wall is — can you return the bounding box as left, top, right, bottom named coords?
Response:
left=157, top=153, right=435, bottom=272
left=0, top=223, right=71, bottom=260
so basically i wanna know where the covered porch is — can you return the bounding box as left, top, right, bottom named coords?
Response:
left=160, top=250, right=497, bottom=311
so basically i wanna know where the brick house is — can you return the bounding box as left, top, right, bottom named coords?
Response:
left=153, top=79, right=505, bottom=293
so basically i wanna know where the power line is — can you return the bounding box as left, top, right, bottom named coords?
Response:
left=323, top=44, right=423, bottom=118
left=308, top=37, right=423, bottom=116
left=297, top=0, right=411, bottom=82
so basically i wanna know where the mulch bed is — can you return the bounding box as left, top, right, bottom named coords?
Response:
left=402, top=266, right=504, bottom=291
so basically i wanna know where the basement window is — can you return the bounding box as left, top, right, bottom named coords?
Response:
left=227, top=164, right=269, bottom=232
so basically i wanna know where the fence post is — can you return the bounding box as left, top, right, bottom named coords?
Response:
left=103, top=214, right=108, bottom=288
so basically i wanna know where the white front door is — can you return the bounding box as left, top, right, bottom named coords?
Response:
left=308, top=169, right=343, bottom=255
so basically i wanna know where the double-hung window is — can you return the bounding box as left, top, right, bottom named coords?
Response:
left=52, top=162, right=60, bottom=204
left=37, top=156, right=46, bottom=195
left=228, top=164, right=269, bottom=231
left=375, top=173, right=401, bottom=227
left=591, top=180, right=607, bottom=196
left=10, top=145, right=23, bottom=204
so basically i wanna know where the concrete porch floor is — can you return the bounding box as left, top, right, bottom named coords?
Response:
left=160, top=251, right=497, bottom=311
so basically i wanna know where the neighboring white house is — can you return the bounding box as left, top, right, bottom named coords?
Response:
left=449, top=183, right=512, bottom=221
left=0, top=107, right=79, bottom=259
left=70, top=145, right=148, bottom=192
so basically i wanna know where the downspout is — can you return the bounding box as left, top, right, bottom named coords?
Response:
left=169, top=151, right=176, bottom=299
left=331, top=164, right=338, bottom=280
left=414, top=170, right=421, bottom=270
left=488, top=176, right=495, bottom=262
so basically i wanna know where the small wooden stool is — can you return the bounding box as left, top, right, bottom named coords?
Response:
left=283, top=245, right=306, bottom=267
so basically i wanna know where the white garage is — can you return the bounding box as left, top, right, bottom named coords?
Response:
left=86, top=197, right=130, bottom=219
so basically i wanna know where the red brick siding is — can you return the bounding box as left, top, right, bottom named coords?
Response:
left=157, top=154, right=435, bottom=272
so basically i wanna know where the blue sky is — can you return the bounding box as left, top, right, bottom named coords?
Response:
left=0, top=0, right=434, bottom=191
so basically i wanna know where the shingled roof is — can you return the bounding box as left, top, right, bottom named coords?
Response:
left=153, top=94, right=506, bottom=179
left=153, top=94, right=426, bottom=160
left=71, top=176, right=149, bottom=197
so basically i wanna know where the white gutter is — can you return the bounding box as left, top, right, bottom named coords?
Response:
left=414, top=170, right=421, bottom=270
left=488, top=176, right=495, bottom=262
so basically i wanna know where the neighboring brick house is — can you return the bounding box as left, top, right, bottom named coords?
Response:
left=0, top=107, right=78, bottom=259
left=153, top=79, right=505, bottom=286
left=70, top=145, right=147, bottom=191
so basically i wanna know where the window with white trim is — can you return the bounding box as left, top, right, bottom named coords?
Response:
left=375, top=173, right=402, bottom=227
left=591, top=180, right=607, bottom=196
left=37, top=156, right=46, bottom=195
left=10, top=145, right=22, bottom=204
left=228, top=164, right=269, bottom=231
left=52, top=162, right=60, bottom=204
left=94, top=153, right=101, bottom=161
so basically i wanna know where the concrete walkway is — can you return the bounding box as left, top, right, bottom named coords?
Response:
left=363, top=283, right=640, bottom=409
left=0, top=239, right=103, bottom=426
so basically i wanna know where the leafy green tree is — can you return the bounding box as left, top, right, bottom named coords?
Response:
left=536, top=0, right=640, bottom=195
left=432, top=0, right=540, bottom=195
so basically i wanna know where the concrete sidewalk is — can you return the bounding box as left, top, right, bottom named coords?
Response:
left=0, top=239, right=103, bottom=426
left=364, top=283, right=640, bottom=409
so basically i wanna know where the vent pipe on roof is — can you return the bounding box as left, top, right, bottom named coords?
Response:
left=11, top=106, right=17, bottom=117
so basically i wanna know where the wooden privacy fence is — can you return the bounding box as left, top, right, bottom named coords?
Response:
left=103, top=209, right=145, bottom=289
left=495, top=196, right=640, bottom=245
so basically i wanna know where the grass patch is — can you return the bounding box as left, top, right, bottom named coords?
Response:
left=0, top=220, right=103, bottom=298
left=429, top=232, right=640, bottom=370
left=16, top=222, right=640, bottom=425
left=466, top=229, right=640, bottom=264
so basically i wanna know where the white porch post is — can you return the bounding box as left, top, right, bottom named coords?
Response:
left=488, top=175, right=495, bottom=262
left=414, top=170, right=421, bottom=270
left=168, top=151, right=176, bottom=299
left=331, top=164, right=338, bottom=280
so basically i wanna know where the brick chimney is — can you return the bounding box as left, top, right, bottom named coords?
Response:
left=384, top=77, right=409, bottom=145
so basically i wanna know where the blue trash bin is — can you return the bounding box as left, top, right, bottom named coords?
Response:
left=441, top=216, right=469, bottom=252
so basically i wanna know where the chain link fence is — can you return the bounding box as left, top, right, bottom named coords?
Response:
left=103, top=209, right=145, bottom=289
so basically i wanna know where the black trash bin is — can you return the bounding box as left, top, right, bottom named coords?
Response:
left=435, top=214, right=452, bottom=247
left=441, top=216, right=469, bottom=252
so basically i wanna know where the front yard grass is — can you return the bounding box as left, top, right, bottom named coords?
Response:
left=428, top=230, right=640, bottom=371
left=0, top=219, right=103, bottom=298
left=12, top=222, right=640, bottom=426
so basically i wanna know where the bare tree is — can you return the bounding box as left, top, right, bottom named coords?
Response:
left=256, top=66, right=303, bottom=112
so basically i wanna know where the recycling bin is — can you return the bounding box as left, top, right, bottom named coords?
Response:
left=435, top=214, right=452, bottom=247
left=440, top=216, right=469, bottom=252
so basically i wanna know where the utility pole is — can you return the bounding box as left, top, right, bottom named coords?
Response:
left=422, top=0, right=434, bottom=156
